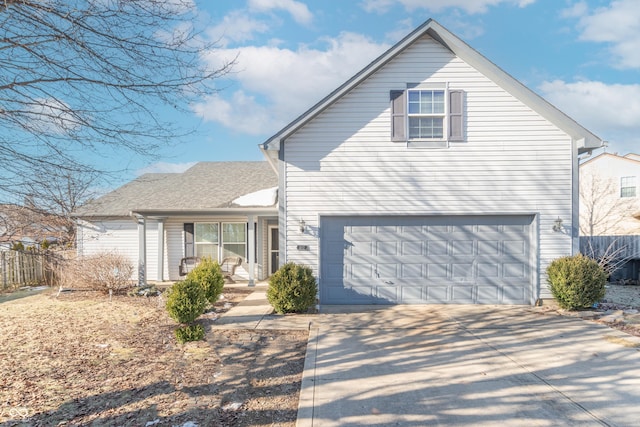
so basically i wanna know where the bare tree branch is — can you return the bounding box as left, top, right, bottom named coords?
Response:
left=0, top=0, right=234, bottom=199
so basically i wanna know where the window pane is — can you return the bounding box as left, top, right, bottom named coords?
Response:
left=409, top=117, right=443, bottom=139
left=196, top=244, right=218, bottom=259
left=222, top=223, right=245, bottom=243
left=621, top=176, right=636, bottom=198
left=223, top=243, right=246, bottom=259
left=408, top=90, right=445, bottom=114
left=195, top=223, right=218, bottom=243
left=432, top=91, right=445, bottom=114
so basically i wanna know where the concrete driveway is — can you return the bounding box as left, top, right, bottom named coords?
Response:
left=296, top=305, right=640, bottom=427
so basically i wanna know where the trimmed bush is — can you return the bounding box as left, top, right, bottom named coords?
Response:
left=165, top=278, right=207, bottom=324
left=186, top=257, right=224, bottom=304
left=175, top=324, right=205, bottom=344
left=267, top=262, right=317, bottom=314
left=547, top=254, right=607, bottom=310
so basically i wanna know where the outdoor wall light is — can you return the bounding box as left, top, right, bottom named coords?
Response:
left=552, top=217, right=563, bottom=232
left=299, top=219, right=306, bottom=233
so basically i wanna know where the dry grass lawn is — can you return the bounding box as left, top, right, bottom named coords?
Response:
left=0, top=287, right=307, bottom=426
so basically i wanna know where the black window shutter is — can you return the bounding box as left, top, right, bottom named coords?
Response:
left=449, top=90, right=464, bottom=141
left=390, top=90, right=406, bottom=142
left=184, top=223, right=194, bottom=257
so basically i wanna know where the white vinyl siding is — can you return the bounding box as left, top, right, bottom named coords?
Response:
left=77, top=219, right=139, bottom=281
left=282, top=34, right=574, bottom=301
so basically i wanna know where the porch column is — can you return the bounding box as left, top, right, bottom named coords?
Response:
left=248, top=215, right=255, bottom=287
left=156, top=217, right=166, bottom=282
left=136, top=214, right=147, bottom=287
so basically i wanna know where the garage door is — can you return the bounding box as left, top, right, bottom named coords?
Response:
left=320, top=215, right=533, bottom=305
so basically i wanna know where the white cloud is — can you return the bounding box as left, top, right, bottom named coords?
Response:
left=361, top=0, right=534, bottom=14
left=136, top=162, right=197, bottom=175
left=248, top=0, right=313, bottom=25
left=539, top=79, right=640, bottom=153
left=194, top=32, right=389, bottom=135
left=29, top=98, right=81, bottom=135
left=559, top=1, right=588, bottom=19
left=207, top=10, right=270, bottom=46
left=567, top=0, right=640, bottom=69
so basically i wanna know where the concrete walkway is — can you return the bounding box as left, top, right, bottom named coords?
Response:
left=214, top=286, right=640, bottom=426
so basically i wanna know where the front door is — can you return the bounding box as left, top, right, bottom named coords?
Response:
left=268, top=225, right=279, bottom=275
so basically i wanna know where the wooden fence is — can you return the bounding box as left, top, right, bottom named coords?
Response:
left=0, top=250, right=49, bottom=291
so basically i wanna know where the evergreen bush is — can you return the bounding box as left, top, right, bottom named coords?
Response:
left=174, top=324, right=205, bottom=344
left=267, top=262, right=317, bottom=314
left=547, top=254, right=607, bottom=310
left=165, top=278, right=207, bottom=325
left=186, top=257, right=224, bottom=304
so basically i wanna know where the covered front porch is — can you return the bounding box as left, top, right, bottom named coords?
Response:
left=132, top=209, right=279, bottom=286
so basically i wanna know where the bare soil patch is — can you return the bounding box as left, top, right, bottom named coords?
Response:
left=0, top=286, right=307, bottom=426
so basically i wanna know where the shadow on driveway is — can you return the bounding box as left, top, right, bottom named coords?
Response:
left=297, top=305, right=640, bottom=426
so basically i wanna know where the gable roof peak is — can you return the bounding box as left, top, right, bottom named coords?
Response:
left=262, top=18, right=602, bottom=154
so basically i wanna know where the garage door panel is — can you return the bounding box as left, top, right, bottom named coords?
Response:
left=402, top=241, right=423, bottom=255
left=503, top=286, right=526, bottom=303
left=426, top=263, right=448, bottom=278
left=376, top=263, right=398, bottom=278
left=401, top=263, right=423, bottom=278
left=401, top=286, right=424, bottom=303
left=477, top=285, right=500, bottom=303
left=504, top=263, right=526, bottom=278
left=504, top=240, right=526, bottom=254
left=478, top=240, right=499, bottom=255
left=451, top=285, right=474, bottom=302
left=320, top=215, right=533, bottom=305
left=452, top=263, right=473, bottom=280
left=377, top=241, right=398, bottom=255
left=478, top=263, right=499, bottom=278
left=427, top=240, right=448, bottom=255
left=452, top=240, right=474, bottom=255
left=426, top=286, right=449, bottom=302
left=376, top=286, right=398, bottom=301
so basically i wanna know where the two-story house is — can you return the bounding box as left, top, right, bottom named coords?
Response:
left=580, top=152, right=640, bottom=282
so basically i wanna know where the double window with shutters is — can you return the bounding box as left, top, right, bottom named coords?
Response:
left=391, top=84, right=464, bottom=147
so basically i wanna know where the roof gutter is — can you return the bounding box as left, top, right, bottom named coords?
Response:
left=129, top=207, right=278, bottom=217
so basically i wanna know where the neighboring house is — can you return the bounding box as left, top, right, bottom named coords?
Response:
left=579, top=152, right=640, bottom=282
left=261, top=19, right=601, bottom=305
left=76, top=19, right=603, bottom=305
left=73, top=162, right=278, bottom=284
left=579, top=152, right=640, bottom=236
left=0, top=204, right=69, bottom=250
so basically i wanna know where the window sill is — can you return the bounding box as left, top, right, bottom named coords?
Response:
left=407, top=140, right=449, bottom=149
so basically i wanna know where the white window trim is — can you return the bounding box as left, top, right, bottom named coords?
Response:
left=406, top=83, right=448, bottom=142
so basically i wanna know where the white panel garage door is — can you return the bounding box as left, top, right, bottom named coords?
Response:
left=320, top=215, right=533, bottom=305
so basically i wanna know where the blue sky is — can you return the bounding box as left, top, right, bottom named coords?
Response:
left=136, top=0, right=639, bottom=177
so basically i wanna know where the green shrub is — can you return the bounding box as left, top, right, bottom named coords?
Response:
left=186, top=257, right=224, bottom=304
left=267, top=262, right=317, bottom=314
left=165, top=278, right=207, bottom=324
left=547, top=254, right=607, bottom=310
left=175, top=324, right=205, bottom=344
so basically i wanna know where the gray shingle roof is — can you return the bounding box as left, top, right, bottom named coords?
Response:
left=74, top=162, right=277, bottom=217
